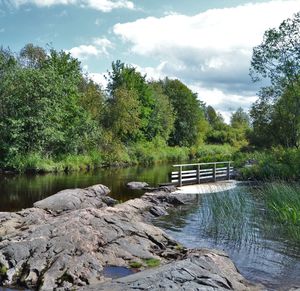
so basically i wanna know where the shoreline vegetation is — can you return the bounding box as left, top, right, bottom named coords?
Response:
left=0, top=14, right=299, bottom=180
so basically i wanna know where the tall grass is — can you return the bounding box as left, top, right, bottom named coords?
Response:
left=258, top=183, right=300, bottom=226
left=2, top=141, right=239, bottom=173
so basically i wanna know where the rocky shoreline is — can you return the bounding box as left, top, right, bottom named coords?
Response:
left=0, top=184, right=263, bottom=290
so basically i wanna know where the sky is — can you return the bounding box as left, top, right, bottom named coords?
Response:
left=1, top=0, right=300, bottom=121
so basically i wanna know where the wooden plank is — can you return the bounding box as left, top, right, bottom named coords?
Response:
left=173, top=161, right=233, bottom=167
left=171, top=167, right=233, bottom=175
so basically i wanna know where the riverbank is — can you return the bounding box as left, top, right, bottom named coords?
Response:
left=0, top=144, right=236, bottom=174
left=0, top=183, right=261, bottom=290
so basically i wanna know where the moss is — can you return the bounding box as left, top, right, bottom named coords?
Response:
left=129, top=261, right=142, bottom=268
left=174, top=243, right=184, bottom=251
left=143, top=258, right=160, bottom=268
left=0, top=265, right=8, bottom=275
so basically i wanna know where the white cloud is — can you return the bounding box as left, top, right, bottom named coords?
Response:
left=189, top=85, right=257, bottom=123
left=113, top=0, right=300, bottom=118
left=67, top=37, right=113, bottom=60
left=89, top=72, right=108, bottom=88
left=8, top=0, right=134, bottom=12
left=114, top=1, right=299, bottom=55
left=133, top=62, right=170, bottom=81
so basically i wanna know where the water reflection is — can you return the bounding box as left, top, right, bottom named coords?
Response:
left=0, top=163, right=173, bottom=212
left=154, top=186, right=300, bottom=290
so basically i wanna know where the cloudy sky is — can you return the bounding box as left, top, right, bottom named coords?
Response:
left=1, top=0, right=300, bottom=121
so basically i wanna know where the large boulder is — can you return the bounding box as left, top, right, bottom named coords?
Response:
left=33, top=184, right=115, bottom=212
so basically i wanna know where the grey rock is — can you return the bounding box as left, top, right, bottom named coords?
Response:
left=33, top=184, right=113, bottom=212
left=83, top=249, right=262, bottom=291
left=126, top=181, right=149, bottom=190
left=0, top=184, right=262, bottom=291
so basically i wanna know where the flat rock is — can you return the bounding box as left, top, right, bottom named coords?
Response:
left=84, top=249, right=262, bottom=291
left=33, top=184, right=114, bottom=212
left=126, top=181, right=149, bottom=190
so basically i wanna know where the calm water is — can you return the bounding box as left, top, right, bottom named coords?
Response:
left=1, top=168, right=300, bottom=290
left=154, top=186, right=300, bottom=290
left=0, top=163, right=173, bottom=212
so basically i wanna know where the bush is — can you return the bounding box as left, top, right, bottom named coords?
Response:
left=191, top=144, right=237, bottom=162
left=236, top=147, right=300, bottom=181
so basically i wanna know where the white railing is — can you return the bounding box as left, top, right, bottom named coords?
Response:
left=171, top=161, right=233, bottom=186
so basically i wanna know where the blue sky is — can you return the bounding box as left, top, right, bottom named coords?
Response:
left=1, top=0, right=300, bottom=120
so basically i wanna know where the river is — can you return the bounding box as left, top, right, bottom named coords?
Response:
left=154, top=185, right=300, bottom=290
left=0, top=163, right=172, bottom=212
left=0, top=166, right=300, bottom=290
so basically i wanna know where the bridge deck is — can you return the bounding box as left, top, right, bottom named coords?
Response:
left=172, top=180, right=237, bottom=194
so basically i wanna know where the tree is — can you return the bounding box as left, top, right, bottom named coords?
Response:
left=0, top=47, right=100, bottom=168
left=161, top=78, right=206, bottom=147
left=79, top=77, right=106, bottom=125
left=147, top=82, right=175, bottom=141
left=250, top=12, right=300, bottom=148
left=19, top=43, right=46, bottom=68
left=230, top=107, right=250, bottom=129
left=106, top=61, right=155, bottom=140
left=108, top=87, right=141, bottom=143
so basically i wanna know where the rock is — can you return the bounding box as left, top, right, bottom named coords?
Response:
left=33, top=184, right=114, bottom=212
left=0, top=184, right=263, bottom=291
left=82, top=249, right=262, bottom=291
left=126, top=181, right=149, bottom=190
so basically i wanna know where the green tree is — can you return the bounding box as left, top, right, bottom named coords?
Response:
left=79, top=77, right=106, bottom=125
left=106, top=61, right=154, bottom=139
left=250, top=12, right=300, bottom=148
left=0, top=47, right=100, bottom=168
left=161, top=78, right=206, bottom=147
left=19, top=43, right=47, bottom=68
left=230, top=107, right=250, bottom=129
left=147, top=82, right=175, bottom=141
left=109, top=87, right=141, bottom=144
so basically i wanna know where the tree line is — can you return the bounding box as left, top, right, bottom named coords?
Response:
left=0, top=12, right=299, bottom=171
left=0, top=44, right=250, bottom=170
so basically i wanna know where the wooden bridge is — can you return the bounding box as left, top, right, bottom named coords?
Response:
left=170, top=161, right=233, bottom=187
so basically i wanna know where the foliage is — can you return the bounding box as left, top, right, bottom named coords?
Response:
left=230, top=107, right=250, bottom=129
left=0, top=44, right=254, bottom=173
left=129, top=137, right=190, bottom=165
left=109, top=86, right=142, bottom=143
left=235, top=147, right=300, bottom=181
left=160, top=78, right=207, bottom=147
left=191, top=144, right=237, bottom=162
left=250, top=12, right=300, bottom=148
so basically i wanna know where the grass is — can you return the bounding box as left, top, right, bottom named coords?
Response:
left=258, top=182, right=300, bottom=226
left=143, top=258, right=160, bottom=268
left=1, top=140, right=240, bottom=174
left=129, top=261, right=142, bottom=268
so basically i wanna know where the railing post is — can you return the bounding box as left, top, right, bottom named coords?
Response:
left=213, top=163, right=216, bottom=182
left=179, top=166, right=182, bottom=187
left=197, top=164, right=200, bottom=184
left=227, top=162, right=230, bottom=180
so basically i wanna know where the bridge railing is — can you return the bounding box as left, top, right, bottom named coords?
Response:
left=171, top=161, right=233, bottom=187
